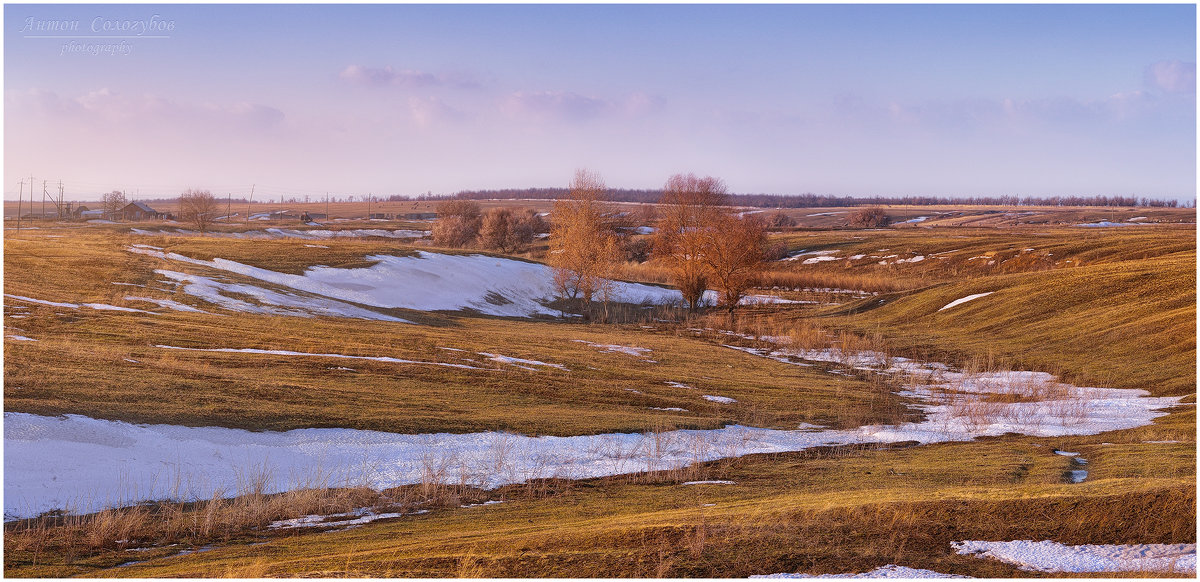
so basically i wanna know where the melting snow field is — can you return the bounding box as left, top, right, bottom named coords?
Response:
left=951, top=540, right=1196, bottom=574
left=4, top=347, right=1182, bottom=520
left=130, top=247, right=683, bottom=318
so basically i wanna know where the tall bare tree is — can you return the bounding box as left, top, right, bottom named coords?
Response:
left=700, top=214, right=769, bottom=313
left=652, top=173, right=728, bottom=310
left=101, top=190, right=127, bottom=219
left=550, top=169, right=621, bottom=313
left=179, top=189, right=219, bottom=232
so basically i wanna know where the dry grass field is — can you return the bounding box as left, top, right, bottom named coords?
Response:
left=3, top=207, right=1195, bottom=578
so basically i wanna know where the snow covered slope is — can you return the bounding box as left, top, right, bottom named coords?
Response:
left=131, top=248, right=684, bottom=317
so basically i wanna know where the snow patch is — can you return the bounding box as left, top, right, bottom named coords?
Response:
left=5, top=294, right=80, bottom=309
left=938, top=292, right=994, bottom=312
left=572, top=340, right=653, bottom=359
left=702, top=395, right=737, bottom=404
left=1074, top=221, right=1143, bottom=228
left=81, top=303, right=157, bottom=314
left=952, top=540, right=1195, bottom=574
left=752, top=565, right=968, bottom=578
left=155, top=345, right=486, bottom=371
left=124, top=296, right=208, bottom=313
left=268, top=508, right=414, bottom=530
left=478, top=352, right=569, bottom=371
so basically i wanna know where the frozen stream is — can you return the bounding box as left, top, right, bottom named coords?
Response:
left=3, top=344, right=1185, bottom=520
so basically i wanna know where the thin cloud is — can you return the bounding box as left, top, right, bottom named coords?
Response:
left=407, top=96, right=463, bottom=127
left=338, top=65, right=479, bottom=89
left=10, top=87, right=286, bottom=132
left=1144, top=60, right=1196, bottom=94
left=501, top=90, right=664, bottom=122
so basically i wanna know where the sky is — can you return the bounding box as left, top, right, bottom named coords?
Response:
left=4, top=3, right=1196, bottom=201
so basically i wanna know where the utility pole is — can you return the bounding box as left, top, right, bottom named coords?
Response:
left=41, top=180, right=47, bottom=219
left=368, top=192, right=372, bottom=219
left=325, top=192, right=329, bottom=219
left=56, top=180, right=65, bottom=218
left=246, top=184, right=255, bottom=222
left=16, top=179, right=24, bottom=233
left=227, top=192, right=231, bottom=220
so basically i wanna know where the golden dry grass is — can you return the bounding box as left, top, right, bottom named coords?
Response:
left=4, top=213, right=1194, bottom=578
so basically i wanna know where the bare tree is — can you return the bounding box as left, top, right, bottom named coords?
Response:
left=550, top=169, right=621, bottom=313
left=432, top=200, right=483, bottom=247
left=179, top=189, right=220, bottom=232
left=101, top=190, right=127, bottom=219
left=700, top=214, right=769, bottom=313
left=652, top=173, right=728, bottom=311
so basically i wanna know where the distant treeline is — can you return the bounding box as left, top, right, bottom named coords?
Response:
left=432, top=189, right=1186, bottom=208
left=119, top=191, right=1186, bottom=208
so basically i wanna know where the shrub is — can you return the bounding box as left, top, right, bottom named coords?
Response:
left=767, top=211, right=796, bottom=229
left=847, top=206, right=890, bottom=228
left=432, top=200, right=483, bottom=247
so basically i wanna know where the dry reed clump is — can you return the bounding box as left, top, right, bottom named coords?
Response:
left=786, top=320, right=832, bottom=351
left=4, top=477, right=388, bottom=569
left=754, top=269, right=921, bottom=294
left=6, top=434, right=598, bottom=571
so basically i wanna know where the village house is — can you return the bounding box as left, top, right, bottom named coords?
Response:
left=118, top=201, right=166, bottom=221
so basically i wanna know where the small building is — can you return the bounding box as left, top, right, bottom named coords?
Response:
left=80, top=209, right=106, bottom=219
left=119, top=201, right=164, bottom=221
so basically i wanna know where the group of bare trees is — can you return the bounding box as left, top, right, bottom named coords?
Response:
left=651, top=174, right=768, bottom=312
left=547, top=170, right=769, bottom=316
left=431, top=200, right=547, bottom=252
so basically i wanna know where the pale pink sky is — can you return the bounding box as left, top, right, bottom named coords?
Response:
left=5, top=4, right=1195, bottom=202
